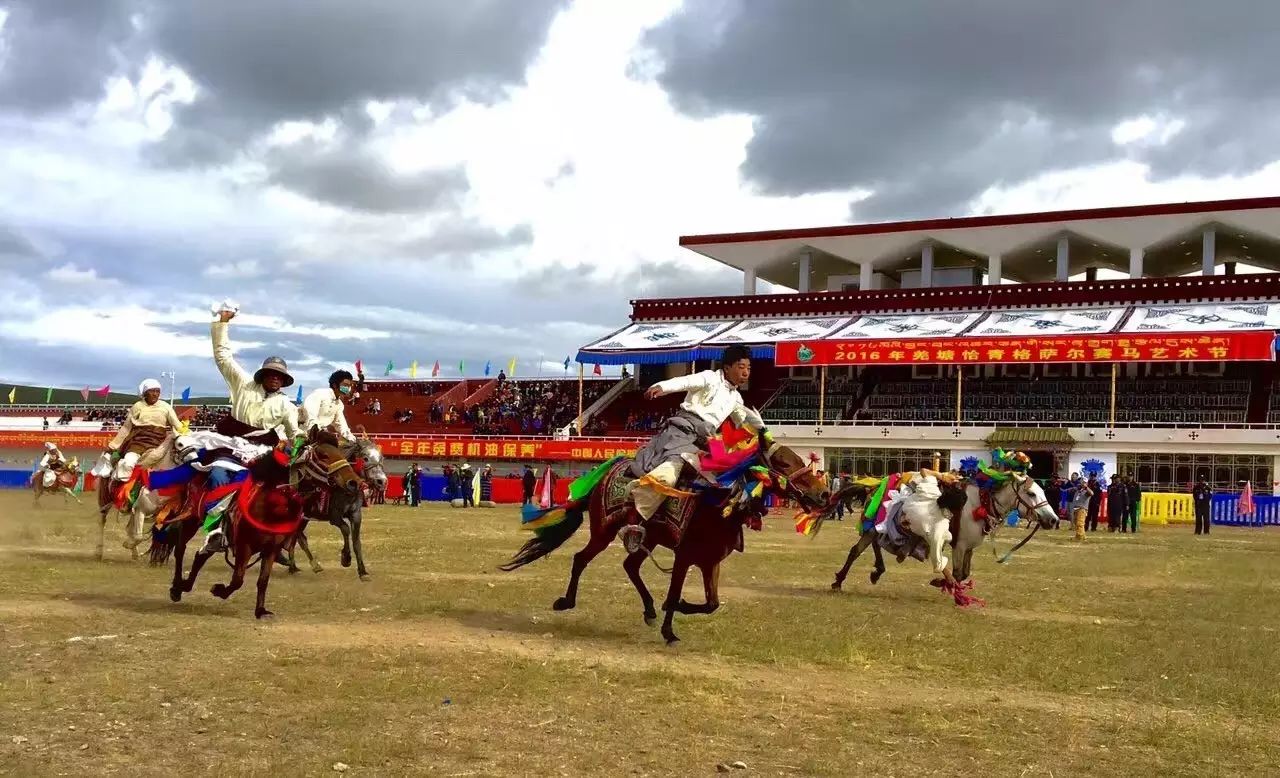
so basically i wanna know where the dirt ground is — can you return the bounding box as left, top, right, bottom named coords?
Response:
left=2, top=491, right=1278, bottom=776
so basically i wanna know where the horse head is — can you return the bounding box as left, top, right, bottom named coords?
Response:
left=994, top=472, right=1058, bottom=529
left=293, top=436, right=363, bottom=523
left=757, top=434, right=830, bottom=511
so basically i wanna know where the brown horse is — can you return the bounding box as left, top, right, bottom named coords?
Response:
left=31, top=461, right=81, bottom=507
left=501, top=438, right=831, bottom=643
left=152, top=437, right=360, bottom=618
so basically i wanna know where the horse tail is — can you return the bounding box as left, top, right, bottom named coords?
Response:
left=498, top=499, right=586, bottom=572
left=148, top=522, right=176, bottom=566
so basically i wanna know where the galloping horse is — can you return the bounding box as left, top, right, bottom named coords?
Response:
left=283, top=434, right=374, bottom=579
left=94, top=451, right=184, bottom=561
left=502, top=436, right=831, bottom=643
left=31, top=460, right=80, bottom=507
left=154, top=436, right=360, bottom=618
left=831, top=470, right=1059, bottom=605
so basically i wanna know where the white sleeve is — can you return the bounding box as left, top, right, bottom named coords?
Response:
left=301, top=390, right=324, bottom=430
left=211, top=322, right=251, bottom=393
left=652, top=370, right=713, bottom=396
left=335, top=402, right=354, bottom=441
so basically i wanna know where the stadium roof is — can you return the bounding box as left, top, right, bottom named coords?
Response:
left=679, top=196, right=1280, bottom=288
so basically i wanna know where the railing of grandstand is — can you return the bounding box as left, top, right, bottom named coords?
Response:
left=768, top=417, right=1280, bottom=431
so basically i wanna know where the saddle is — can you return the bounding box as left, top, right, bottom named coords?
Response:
left=603, top=458, right=699, bottom=546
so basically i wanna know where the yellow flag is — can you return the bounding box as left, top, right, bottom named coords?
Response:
left=6, top=387, right=13, bottom=404
left=178, top=420, right=191, bottom=436
left=409, top=360, right=418, bottom=378
left=507, top=358, right=516, bottom=377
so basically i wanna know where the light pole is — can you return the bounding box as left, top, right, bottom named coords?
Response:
left=160, top=371, right=177, bottom=404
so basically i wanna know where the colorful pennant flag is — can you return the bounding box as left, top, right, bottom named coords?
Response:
left=6, top=387, right=14, bottom=404
left=507, top=358, right=516, bottom=376
left=354, top=359, right=363, bottom=375
left=409, top=360, right=418, bottom=378
left=384, top=360, right=394, bottom=376
left=484, top=361, right=491, bottom=377
left=593, top=364, right=602, bottom=376
left=432, top=361, right=441, bottom=378
left=181, top=387, right=191, bottom=403
left=80, top=387, right=89, bottom=402
left=563, top=356, right=571, bottom=372
left=296, top=385, right=303, bottom=404
left=97, top=385, right=110, bottom=398
left=458, top=360, right=464, bottom=376
left=45, top=387, right=52, bottom=403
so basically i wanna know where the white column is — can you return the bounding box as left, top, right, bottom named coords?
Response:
left=1202, top=228, right=1216, bottom=276
left=743, top=268, right=757, bottom=295
left=1128, top=247, right=1144, bottom=279
left=1056, top=236, right=1070, bottom=281
left=986, top=254, right=1002, bottom=285
left=919, top=243, right=934, bottom=288
left=859, top=261, right=874, bottom=290
left=797, top=251, right=812, bottom=293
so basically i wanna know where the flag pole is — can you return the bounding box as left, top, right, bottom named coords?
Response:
left=577, top=362, right=584, bottom=436
left=1109, top=362, right=1118, bottom=428
left=818, top=365, right=827, bottom=426
left=955, top=366, right=963, bottom=427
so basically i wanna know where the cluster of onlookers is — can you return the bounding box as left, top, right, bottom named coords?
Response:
left=623, top=411, right=664, bottom=432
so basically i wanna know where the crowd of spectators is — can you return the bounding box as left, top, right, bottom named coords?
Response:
left=623, top=411, right=664, bottom=432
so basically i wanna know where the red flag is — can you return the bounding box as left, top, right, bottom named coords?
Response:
left=97, top=385, right=110, bottom=398
left=593, top=364, right=602, bottom=376
left=80, top=387, right=89, bottom=402
left=354, top=359, right=363, bottom=375
left=431, top=361, right=440, bottom=378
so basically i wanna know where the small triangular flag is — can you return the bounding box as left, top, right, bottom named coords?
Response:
left=563, top=356, right=570, bottom=371
left=507, top=358, right=516, bottom=376
left=593, top=364, right=602, bottom=376
left=45, top=387, right=52, bottom=403
left=458, top=360, right=464, bottom=375
left=6, top=387, right=14, bottom=404
left=80, top=386, right=89, bottom=402
left=432, top=361, right=440, bottom=378
left=181, top=387, right=191, bottom=403
left=296, top=385, right=303, bottom=404
left=384, top=360, right=394, bottom=376
left=484, top=361, right=491, bottom=377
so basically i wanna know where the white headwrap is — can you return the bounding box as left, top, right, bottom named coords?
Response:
left=45, top=442, right=57, bottom=450
left=139, top=378, right=163, bottom=396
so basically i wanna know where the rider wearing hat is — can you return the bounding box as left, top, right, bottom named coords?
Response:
left=105, top=378, right=183, bottom=480
left=211, top=307, right=301, bottom=448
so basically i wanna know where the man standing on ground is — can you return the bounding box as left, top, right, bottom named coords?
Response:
left=522, top=465, right=536, bottom=506
left=1067, top=474, right=1091, bottom=542
left=1192, top=474, right=1213, bottom=535
left=1124, top=474, right=1142, bottom=533
left=459, top=463, right=475, bottom=508
left=1108, top=475, right=1129, bottom=534
left=405, top=464, right=421, bottom=507
left=1086, top=476, right=1103, bottom=533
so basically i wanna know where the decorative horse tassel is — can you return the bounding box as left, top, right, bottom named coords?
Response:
left=940, top=578, right=985, bottom=608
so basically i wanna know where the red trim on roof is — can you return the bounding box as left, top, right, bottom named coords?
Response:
left=630, top=273, right=1280, bottom=321
left=679, top=196, right=1280, bottom=247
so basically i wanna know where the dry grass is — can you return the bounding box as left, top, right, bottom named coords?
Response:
left=2, top=492, right=1279, bottom=776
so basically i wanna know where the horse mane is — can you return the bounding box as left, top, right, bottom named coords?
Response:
left=247, top=450, right=290, bottom=485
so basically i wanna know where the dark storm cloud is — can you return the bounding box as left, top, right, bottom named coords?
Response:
left=266, top=140, right=470, bottom=214
left=643, top=1, right=1280, bottom=220
left=144, top=0, right=568, bottom=165
left=0, top=0, right=136, bottom=112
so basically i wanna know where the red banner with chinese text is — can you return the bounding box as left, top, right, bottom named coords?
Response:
left=374, top=438, right=641, bottom=462
left=774, top=331, right=1276, bottom=366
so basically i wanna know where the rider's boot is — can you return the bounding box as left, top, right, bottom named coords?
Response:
left=617, top=502, right=646, bottom=554
left=199, top=517, right=229, bottom=554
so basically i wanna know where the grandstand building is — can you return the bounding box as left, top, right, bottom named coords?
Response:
left=577, top=196, right=1280, bottom=495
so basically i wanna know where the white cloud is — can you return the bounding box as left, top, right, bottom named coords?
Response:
left=203, top=259, right=262, bottom=279
left=0, top=304, right=255, bottom=358
left=1111, top=115, right=1186, bottom=147
left=45, top=263, right=105, bottom=284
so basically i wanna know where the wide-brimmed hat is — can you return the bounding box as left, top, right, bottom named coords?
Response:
left=254, top=356, right=294, bottom=387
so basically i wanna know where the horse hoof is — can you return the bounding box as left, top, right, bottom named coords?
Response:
left=211, top=584, right=229, bottom=599
left=169, top=587, right=182, bottom=603
left=341, top=551, right=352, bottom=568
left=287, top=567, right=300, bottom=575
left=870, top=571, right=883, bottom=585
left=552, top=597, right=575, bottom=611
left=255, top=609, right=274, bottom=620
left=643, top=612, right=657, bottom=627
left=830, top=580, right=843, bottom=591
left=358, top=573, right=370, bottom=581
left=312, top=565, right=324, bottom=574
left=663, top=633, right=680, bottom=645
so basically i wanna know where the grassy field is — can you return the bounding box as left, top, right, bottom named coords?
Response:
left=2, top=491, right=1279, bottom=777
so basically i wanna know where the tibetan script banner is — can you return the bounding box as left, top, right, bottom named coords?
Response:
left=0, top=430, right=114, bottom=448
left=775, top=331, right=1276, bottom=366
left=374, top=437, right=641, bottom=461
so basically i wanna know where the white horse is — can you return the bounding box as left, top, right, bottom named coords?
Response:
left=92, top=450, right=184, bottom=562
left=359, top=439, right=388, bottom=504
left=831, top=472, right=1058, bottom=605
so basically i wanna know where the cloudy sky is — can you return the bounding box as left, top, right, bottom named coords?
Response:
left=3, top=1, right=1280, bottom=394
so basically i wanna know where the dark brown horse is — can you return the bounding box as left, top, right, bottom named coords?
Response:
left=501, top=438, right=831, bottom=643
left=152, top=437, right=360, bottom=618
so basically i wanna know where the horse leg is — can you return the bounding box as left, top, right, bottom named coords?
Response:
left=831, top=529, right=875, bottom=590
left=210, top=539, right=249, bottom=601
left=337, top=519, right=353, bottom=568
left=553, top=526, right=614, bottom=612
left=869, top=536, right=887, bottom=584
left=255, top=544, right=279, bottom=619
left=296, top=529, right=322, bottom=574
left=660, top=555, right=693, bottom=645
left=675, top=560, right=721, bottom=615
left=623, top=546, right=657, bottom=626
left=350, top=509, right=370, bottom=580
left=95, top=506, right=109, bottom=561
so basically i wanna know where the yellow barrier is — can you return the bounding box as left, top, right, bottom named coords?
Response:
left=1138, top=493, right=1195, bottom=525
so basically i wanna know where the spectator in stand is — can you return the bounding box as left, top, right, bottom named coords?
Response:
left=1123, top=474, right=1142, bottom=533
left=522, top=465, right=536, bottom=506
left=1192, top=474, right=1213, bottom=535
left=1107, top=475, right=1128, bottom=533
left=42, top=417, right=49, bottom=430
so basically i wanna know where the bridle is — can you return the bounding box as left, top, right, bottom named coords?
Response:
left=761, top=439, right=823, bottom=510
left=986, top=476, right=1049, bottom=564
